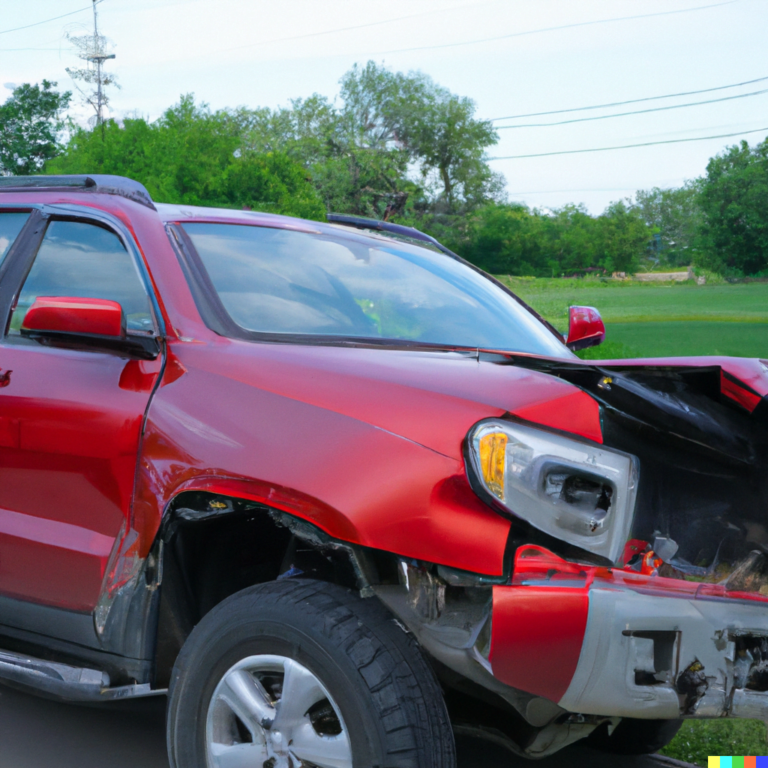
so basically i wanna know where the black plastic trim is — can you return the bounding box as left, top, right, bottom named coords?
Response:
left=20, top=328, right=160, bottom=360
left=0, top=175, right=156, bottom=210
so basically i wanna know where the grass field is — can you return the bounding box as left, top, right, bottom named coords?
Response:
left=497, top=277, right=768, bottom=359
left=495, top=277, right=768, bottom=765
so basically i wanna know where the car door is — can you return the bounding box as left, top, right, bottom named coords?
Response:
left=0, top=207, right=164, bottom=627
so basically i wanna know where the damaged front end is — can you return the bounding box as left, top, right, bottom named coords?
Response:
left=492, top=359, right=768, bottom=721
left=374, top=358, right=768, bottom=755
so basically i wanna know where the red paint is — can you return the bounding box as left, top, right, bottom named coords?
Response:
left=566, top=305, right=605, bottom=350
left=0, top=344, right=161, bottom=611
left=22, top=296, right=125, bottom=337
left=490, top=584, right=589, bottom=702
left=721, top=369, right=763, bottom=412
left=511, top=544, right=589, bottom=582
left=131, top=344, right=514, bottom=573
left=513, top=389, right=602, bottom=444
left=621, top=538, right=648, bottom=565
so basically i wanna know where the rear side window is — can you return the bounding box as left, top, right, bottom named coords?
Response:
left=9, top=220, right=154, bottom=334
left=0, top=212, right=30, bottom=266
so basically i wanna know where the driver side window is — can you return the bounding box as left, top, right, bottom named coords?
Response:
left=9, top=219, right=154, bottom=335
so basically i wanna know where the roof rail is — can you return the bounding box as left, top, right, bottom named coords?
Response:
left=326, top=213, right=458, bottom=259
left=0, top=175, right=156, bottom=210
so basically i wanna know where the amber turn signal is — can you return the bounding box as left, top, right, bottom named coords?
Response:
left=478, top=432, right=507, bottom=499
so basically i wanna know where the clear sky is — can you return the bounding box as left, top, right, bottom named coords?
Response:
left=2, top=0, right=766, bottom=212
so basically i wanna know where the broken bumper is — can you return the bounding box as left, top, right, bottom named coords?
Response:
left=490, top=548, right=768, bottom=719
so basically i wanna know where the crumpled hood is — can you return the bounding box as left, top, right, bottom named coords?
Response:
left=541, top=354, right=768, bottom=575
left=185, top=342, right=768, bottom=463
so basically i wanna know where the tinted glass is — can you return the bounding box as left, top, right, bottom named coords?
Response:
left=183, top=223, right=569, bottom=357
left=10, top=220, right=153, bottom=333
left=0, top=212, right=30, bottom=266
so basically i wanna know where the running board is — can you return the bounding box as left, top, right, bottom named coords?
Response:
left=0, top=649, right=166, bottom=702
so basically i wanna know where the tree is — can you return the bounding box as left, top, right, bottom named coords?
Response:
left=0, top=81, right=71, bottom=175
left=231, top=62, right=503, bottom=220
left=697, top=137, right=768, bottom=275
left=47, top=96, right=324, bottom=220
left=633, top=183, right=703, bottom=267
left=460, top=203, right=544, bottom=275
left=339, top=62, right=502, bottom=211
left=592, top=201, right=650, bottom=274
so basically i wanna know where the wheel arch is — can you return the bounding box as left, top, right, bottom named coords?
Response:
left=152, top=489, right=395, bottom=687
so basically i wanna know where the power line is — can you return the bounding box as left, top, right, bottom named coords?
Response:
left=496, top=87, right=768, bottom=129
left=0, top=3, right=101, bottom=37
left=488, top=126, right=768, bottom=160
left=491, top=74, right=768, bottom=121
left=368, top=0, right=735, bottom=56
left=216, top=0, right=496, bottom=56
left=509, top=187, right=656, bottom=195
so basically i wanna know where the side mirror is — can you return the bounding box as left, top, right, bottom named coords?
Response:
left=566, top=305, right=605, bottom=351
left=22, top=296, right=125, bottom=338
left=20, top=296, right=159, bottom=359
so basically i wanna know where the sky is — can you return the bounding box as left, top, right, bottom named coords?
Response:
left=1, top=0, right=766, bottom=213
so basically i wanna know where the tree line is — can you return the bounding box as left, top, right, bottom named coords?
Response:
left=2, top=66, right=767, bottom=277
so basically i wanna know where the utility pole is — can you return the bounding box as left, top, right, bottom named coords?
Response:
left=67, top=0, right=118, bottom=129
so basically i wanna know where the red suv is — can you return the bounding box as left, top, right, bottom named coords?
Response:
left=0, top=175, right=765, bottom=767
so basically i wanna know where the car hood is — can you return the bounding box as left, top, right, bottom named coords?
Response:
left=185, top=341, right=767, bottom=461
left=185, top=340, right=604, bottom=460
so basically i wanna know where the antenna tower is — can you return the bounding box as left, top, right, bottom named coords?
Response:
left=66, top=0, right=118, bottom=127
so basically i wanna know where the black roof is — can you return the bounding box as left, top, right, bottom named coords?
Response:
left=0, top=175, right=155, bottom=210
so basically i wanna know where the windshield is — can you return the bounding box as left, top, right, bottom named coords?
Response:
left=181, top=222, right=570, bottom=357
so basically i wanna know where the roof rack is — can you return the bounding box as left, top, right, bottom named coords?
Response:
left=0, top=175, right=156, bottom=210
left=326, top=213, right=458, bottom=259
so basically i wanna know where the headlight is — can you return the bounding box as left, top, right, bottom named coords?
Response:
left=468, top=420, right=638, bottom=563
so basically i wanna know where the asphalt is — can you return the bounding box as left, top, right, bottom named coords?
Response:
left=0, top=684, right=695, bottom=768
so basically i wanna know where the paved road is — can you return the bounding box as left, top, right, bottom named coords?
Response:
left=0, top=684, right=692, bottom=768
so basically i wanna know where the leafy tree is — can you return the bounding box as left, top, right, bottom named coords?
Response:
left=592, top=200, right=650, bottom=274
left=235, top=91, right=416, bottom=219
left=697, top=138, right=768, bottom=275
left=47, top=96, right=324, bottom=220
left=540, top=204, right=600, bottom=275
left=452, top=200, right=650, bottom=277
left=0, top=81, right=71, bottom=175
left=233, top=62, right=502, bottom=220
left=460, top=203, right=544, bottom=275
left=339, top=62, right=502, bottom=211
left=633, top=183, right=703, bottom=267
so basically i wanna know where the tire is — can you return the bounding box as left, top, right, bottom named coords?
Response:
left=587, top=717, right=683, bottom=755
left=167, top=578, right=456, bottom=768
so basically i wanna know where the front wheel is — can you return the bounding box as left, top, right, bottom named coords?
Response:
left=167, top=578, right=456, bottom=768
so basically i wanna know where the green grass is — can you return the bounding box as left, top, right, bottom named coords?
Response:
left=606, top=321, right=768, bottom=358
left=494, top=276, right=768, bottom=763
left=496, top=277, right=768, bottom=359
left=660, top=720, right=768, bottom=767
left=502, top=277, right=768, bottom=326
